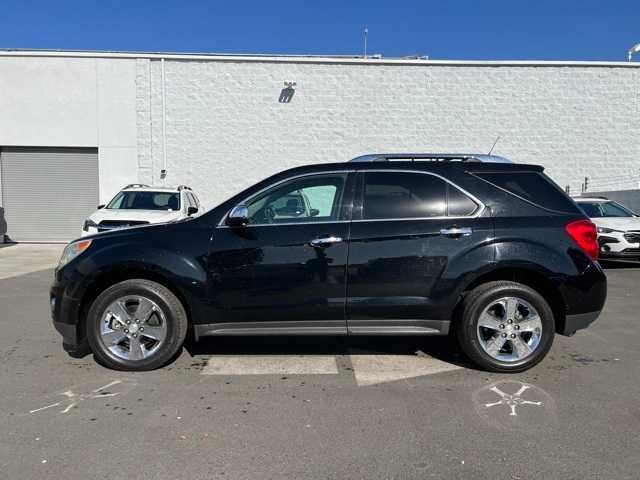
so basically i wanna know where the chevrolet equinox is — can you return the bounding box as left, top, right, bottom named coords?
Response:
left=51, top=153, right=607, bottom=372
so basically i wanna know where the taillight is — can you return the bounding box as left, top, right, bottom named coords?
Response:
left=565, top=220, right=598, bottom=261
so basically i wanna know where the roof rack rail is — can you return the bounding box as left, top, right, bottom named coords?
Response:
left=349, top=153, right=513, bottom=163
left=123, top=183, right=150, bottom=189
left=177, top=185, right=192, bottom=191
left=575, top=195, right=609, bottom=200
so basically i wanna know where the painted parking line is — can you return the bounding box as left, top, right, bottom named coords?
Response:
left=349, top=353, right=462, bottom=386
left=201, top=355, right=340, bottom=375
left=200, top=352, right=461, bottom=385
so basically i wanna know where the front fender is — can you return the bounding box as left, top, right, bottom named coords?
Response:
left=57, top=238, right=209, bottom=323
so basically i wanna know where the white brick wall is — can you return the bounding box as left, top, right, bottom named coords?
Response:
left=137, top=59, right=640, bottom=209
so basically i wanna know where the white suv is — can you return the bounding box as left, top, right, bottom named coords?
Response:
left=574, top=197, right=640, bottom=259
left=81, top=184, right=201, bottom=237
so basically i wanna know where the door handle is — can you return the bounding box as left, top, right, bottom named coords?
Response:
left=440, top=227, right=473, bottom=237
left=309, top=236, right=343, bottom=248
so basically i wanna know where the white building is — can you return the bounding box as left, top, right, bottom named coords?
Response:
left=1, top=50, right=638, bottom=241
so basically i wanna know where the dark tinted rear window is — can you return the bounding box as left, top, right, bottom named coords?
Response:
left=474, top=171, right=580, bottom=213
left=447, top=184, right=478, bottom=216
left=363, top=172, right=446, bottom=219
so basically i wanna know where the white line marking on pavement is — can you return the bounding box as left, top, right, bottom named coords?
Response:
left=30, top=380, right=126, bottom=415
left=93, top=380, right=122, bottom=393
left=29, top=402, right=61, bottom=414
left=350, top=352, right=462, bottom=386
left=201, top=355, right=339, bottom=375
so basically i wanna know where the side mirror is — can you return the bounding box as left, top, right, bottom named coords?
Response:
left=226, top=204, right=249, bottom=227
left=97, top=204, right=105, bottom=209
left=187, top=206, right=198, bottom=216
left=309, top=208, right=320, bottom=217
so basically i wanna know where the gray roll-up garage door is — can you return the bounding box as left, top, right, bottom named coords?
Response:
left=0, top=147, right=99, bottom=242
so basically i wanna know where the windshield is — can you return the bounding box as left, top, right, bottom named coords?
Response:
left=106, top=191, right=181, bottom=211
left=578, top=201, right=636, bottom=218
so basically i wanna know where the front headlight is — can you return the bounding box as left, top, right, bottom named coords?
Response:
left=58, top=240, right=92, bottom=269
left=597, top=227, right=623, bottom=234
left=83, top=219, right=98, bottom=231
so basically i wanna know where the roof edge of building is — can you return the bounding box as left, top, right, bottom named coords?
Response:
left=0, top=48, right=639, bottom=68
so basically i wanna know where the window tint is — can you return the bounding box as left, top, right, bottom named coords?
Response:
left=106, top=191, right=180, bottom=211
left=578, top=202, right=601, bottom=217
left=579, top=201, right=635, bottom=218
left=601, top=201, right=635, bottom=217
left=363, top=172, right=446, bottom=219
left=474, top=171, right=580, bottom=213
left=447, top=184, right=478, bottom=216
left=246, top=174, right=346, bottom=224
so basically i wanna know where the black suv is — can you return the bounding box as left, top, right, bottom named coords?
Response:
left=51, top=153, right=606, bottom=372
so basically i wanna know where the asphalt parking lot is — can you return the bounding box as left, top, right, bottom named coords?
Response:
left=1, top=244, right=639, bottom=480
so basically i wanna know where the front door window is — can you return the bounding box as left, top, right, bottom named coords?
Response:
left=245, top=174, right=347, bottom=225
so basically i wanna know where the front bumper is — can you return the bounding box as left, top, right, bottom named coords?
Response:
left=50, top=275, right=85, bottom=351
left=598, top=231, right=640, bottom=257
left=600, top=249, right=640, bottom=258
left=81, top=226, right=98, bottom=237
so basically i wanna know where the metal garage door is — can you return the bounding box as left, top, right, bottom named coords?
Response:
left=0, top=147, right=98, bottom=242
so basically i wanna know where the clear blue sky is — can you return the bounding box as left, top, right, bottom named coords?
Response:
left=1, top=0, right=638, bottom=61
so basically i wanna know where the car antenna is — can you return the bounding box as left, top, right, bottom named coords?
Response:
left=488, top=136, right=501, bottom=155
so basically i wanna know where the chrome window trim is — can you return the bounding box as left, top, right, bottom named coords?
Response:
left=217, top=170, right=354, bottom=228
left=217, top=168, right=484, bottom=228
left=356, top=169, right=485, bottom=222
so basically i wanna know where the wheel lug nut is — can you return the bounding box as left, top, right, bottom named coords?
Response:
left=511, top=333, right=516, bottom=338
left=499, top=324, right=505, bottom=329
left=502, top=333, right=507, bottom=338
left=514, top=325, right=520, bottom=330
left=133, top=333, right=137, bottom=338
left=507, top=319, right=513, bottom=324
left=124, top=329, right=129, bottom=333
left=140, top=327, right=144, bottom=331
left=126, top=320, right=130, bottom=324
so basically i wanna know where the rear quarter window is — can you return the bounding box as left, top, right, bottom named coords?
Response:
left=473, top=171, right=581, bottom=214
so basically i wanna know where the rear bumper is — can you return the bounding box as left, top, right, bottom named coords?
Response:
left=560, top=310, right=601, bottom=336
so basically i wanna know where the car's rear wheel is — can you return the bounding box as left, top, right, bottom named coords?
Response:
left=86, top=279, right=188, bottom=371
left=457, top=281, right=555, bottom=372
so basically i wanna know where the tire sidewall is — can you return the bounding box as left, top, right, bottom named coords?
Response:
left=87, top=280, right=187, bottom=371
left=460, top=283, right=555, bottom=372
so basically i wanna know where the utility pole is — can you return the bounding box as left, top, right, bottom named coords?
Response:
left=363, top=26, right=368, bottom=59
left=584, top=176, right=589, bottom=192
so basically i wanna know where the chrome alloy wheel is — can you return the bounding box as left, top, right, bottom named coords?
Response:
left=476, top=296, right=543, bottom=363
left=99, top=295, right=168, bottom=361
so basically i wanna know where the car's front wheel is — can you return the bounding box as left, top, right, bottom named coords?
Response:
left=457, top=281, right=555, bottom=373
left=86, top=279, right=188, bottom=371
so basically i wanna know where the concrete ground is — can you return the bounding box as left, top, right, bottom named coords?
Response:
left=0, top=247, right=639, bottom=480
left=0, top=243, right=64, bottom=280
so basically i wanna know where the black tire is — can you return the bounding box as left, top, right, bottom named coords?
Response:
left=456, top=281, right=555, bottom=373
left=86, top=279, right=188, bottom=371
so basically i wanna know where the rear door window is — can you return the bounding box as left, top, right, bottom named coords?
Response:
left=362, top=172, right=446, bottom=219
left=447, top=184, right=479, bottom=216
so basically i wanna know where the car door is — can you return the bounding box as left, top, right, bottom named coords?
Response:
left=346, top=169, right=493, bottom=334
left=203, top=171, right=355, bottom=334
